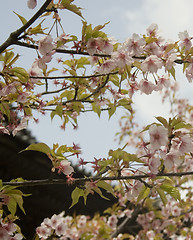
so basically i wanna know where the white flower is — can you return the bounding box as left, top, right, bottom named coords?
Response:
left=149, top=124, right=168, bottom=150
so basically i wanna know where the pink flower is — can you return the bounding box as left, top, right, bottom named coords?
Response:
left=138, top=79, right=155, bottom=95
left=148, top=157, right=160, bottom=174
left=147, top=24, right=159, bottom=37
left=0, top=125, right=10, bottom=135
left=0, top=227, right=10, bottom=240
left=149, top=124, right=168, bottom=150
left=141, top=55, right=163, bottom=73
left=155, top=75, right=170, bottom=91
left=161, top=151, right=180, bottom=170
left=103, top=40, right=114, bottom=54
left=57, top=160, right=74, bottom=175
left=17, top=92, right=31, bottom=103
left=125, top=33, right=146, bottom=56
left=98, top=59, right=116, bottom=74
left=146, top=230, right=155, bottom=240
left=12, top=118, right=29, bottom=136
left=179, top=30, right=192, bottom=51
left=171, top=205, right=181, bottom=216
left=185, top=63, right=193, bottom=83
left=38, top=35, right=54, bottom=56
left=107, top=215, right=118, bottom=229
left=178, top=135, right=193, bottom=154
left=86, top=38, right=104, bottom=55
left=112, top=46, right=133, bottom=68
left=36, top=223, right=52, bottom=238
left=55, top=222, right=67, bottom=236
left=27, top=0, right=37, bottom=9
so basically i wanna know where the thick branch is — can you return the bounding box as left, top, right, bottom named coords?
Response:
left=2, top=170, right=193, bottom=187
left=0, top=0, right=52, bottom=53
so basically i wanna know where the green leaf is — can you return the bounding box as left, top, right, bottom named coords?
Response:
left=137, top=185, right=150, bottom=203
left=156, top=187, right=167, bottom=205
left=92, top=102, right=101, bottom=117
left=70, top=187, right=85, bottom=208
left=155, top=116, right=168, bottom=128
left=174, top=122, right=192, bottom=130
left=13, top=11, right=27, bottom=25
left=61, top=0, right=84, bottom=19
left=7, top=197, right=17, bottom=216
left=93, top=186, right=109, bottom=200
left=108, top=104, right=116, bottom=119
left=20, top=143, right=51, bottom=155
left=96, top=181, right=116, bottom=197
left=168, top=66, right=176, bottom=80
left=160, top=184, right=181, bottom=201
left=56, top=105, right=63, bottom=118
left=11, top=67, right=29, bottom=83
left=4, top=51, right=14, bottom=65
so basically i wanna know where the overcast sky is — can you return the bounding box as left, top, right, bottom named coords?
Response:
left=1, top=0, right=193, bottom=170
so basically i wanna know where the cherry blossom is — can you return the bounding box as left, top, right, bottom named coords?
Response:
left=112, top=46, right=133, bottom=68
left=138, top=79, right=155, bottom=95
left=149, top=124, right=168, bottom=150
left=86, top=37, right=104, bottom=55
left=148, top=157, right=160, bottom=174
left=27, top=0, right=37, bottom=9
left=38, top=35, right=54, bottom=56
left=185, top=63, right=193, bottom=82
left=125, top=33, right=146, bottom=56
left=57, top=160, right=74, bottom=175
left=141, top=55, right=163, bottom=73
left=179, top=30, right=192, bottom=51
left=177, top=135, right=193, bottom=154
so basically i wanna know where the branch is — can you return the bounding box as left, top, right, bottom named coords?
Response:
left=111, top=205, right=141, bottom=238
left=0, top=0, right=52, bottom=53
left=29, top=71, right=118, bottom=80
left=2, top=170, right=193, bottom=187
left=14, top=41, right=111, bottom=57
left=13, top=41, right=189, bottom=64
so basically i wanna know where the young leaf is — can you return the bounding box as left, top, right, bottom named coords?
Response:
left=156, top=187, right=167, bottom=205
left=155, top=116, right=168, bottom=128
left=13, top=11, right=27, bottom=25
left=96, top=181, right=116, bottom=197
left=20, top=143, right=51, bottom=155
left=70, top=187, right=84, bottom=208
left=137, top=185, right=150, bottom=203
left=160, top=184, right=181, bottom=201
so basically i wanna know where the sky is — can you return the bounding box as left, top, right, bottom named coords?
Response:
left=1, top=0, right=193, bottom=171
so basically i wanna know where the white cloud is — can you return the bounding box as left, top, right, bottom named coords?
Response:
left=125, top=0, right=193, bottom=39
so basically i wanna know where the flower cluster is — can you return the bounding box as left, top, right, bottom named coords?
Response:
left=36, top=212, right=125, bottom=240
